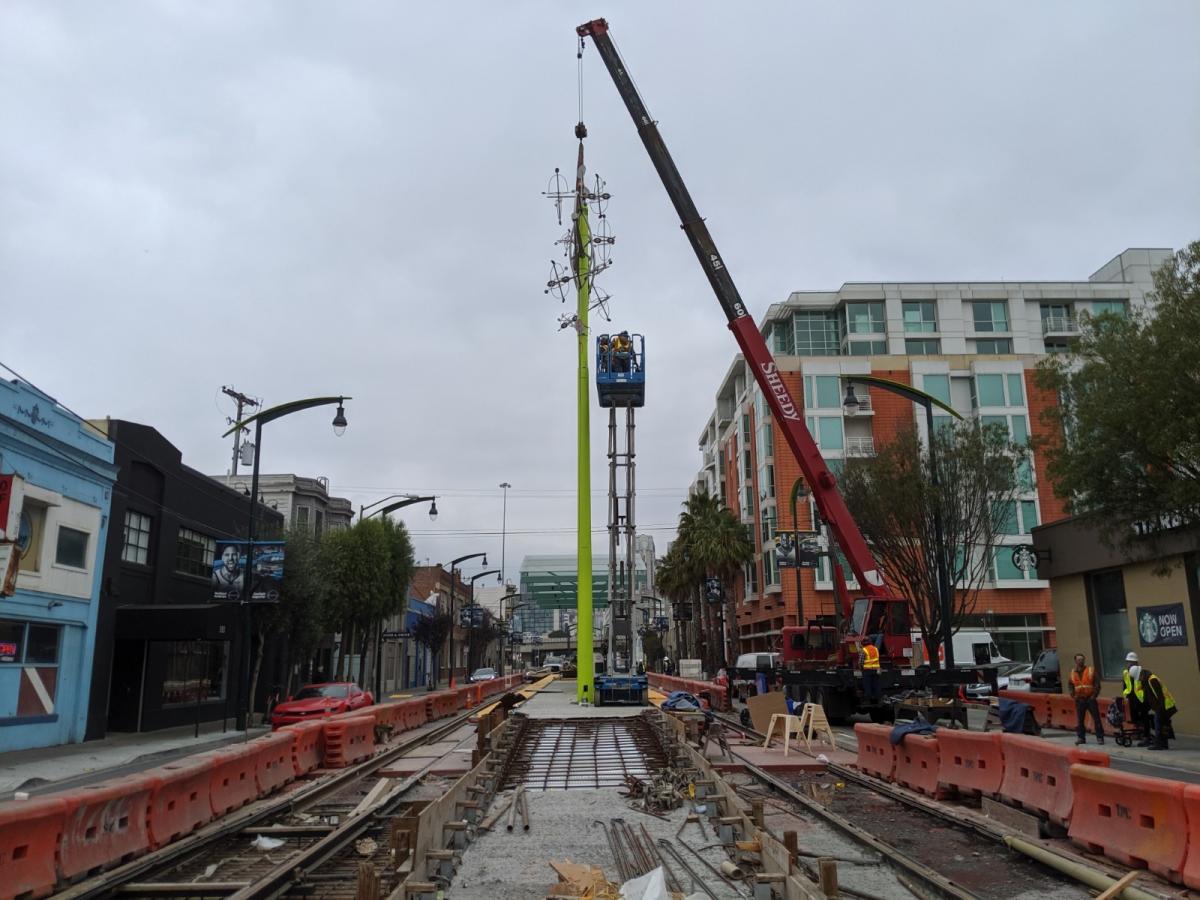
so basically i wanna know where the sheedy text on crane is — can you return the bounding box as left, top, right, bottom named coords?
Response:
left=760, top=362, right=801, bottom=421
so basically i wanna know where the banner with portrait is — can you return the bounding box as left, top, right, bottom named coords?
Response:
left=212, top=540, right=284, bottom=602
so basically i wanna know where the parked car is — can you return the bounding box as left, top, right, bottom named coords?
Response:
left=469, top=667, right=498, bottom=683
left=1030, top=649, right=1062, bottom=693
left=543, top=656, right=564, bottom=673
left=964, top=661, right=1033, bottom=698
left=270, top=682, right=373, bottom=729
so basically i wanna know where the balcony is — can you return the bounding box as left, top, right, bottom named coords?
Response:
left=845, top=436, right=876, bottom=457
left=840, top=391, right=873, bottom=415
left=1041, top=315, right=1080, bottom=335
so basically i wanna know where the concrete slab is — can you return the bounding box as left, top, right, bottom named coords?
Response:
left=713, top=741, right=857, bottom=774
left=520, top=682, right=647, bottom=720
left=378, top=756, right=440, bottom=777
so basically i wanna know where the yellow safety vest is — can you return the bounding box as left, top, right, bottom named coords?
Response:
left=862, top=644, right=880, bottom=670
left=1148, top=674, right=1176, bottom=711
left=1123, top=669, right=1144, bottom=702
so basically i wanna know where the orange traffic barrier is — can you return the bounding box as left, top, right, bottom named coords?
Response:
left=893, top=734, right=949, bottom=799
left=853, top=723, right=896, bottom=781
left=252, top=732, right=295, bottom=796
left=280, top=720, right=325, bottom=776
left=58, top=775, right=154, bottom=881
left=0, top=795, right=65, bottom=900
left=402, top=698, right=428, bottom=731
left=998, top=734, right=1108, bottom=825
left=146, top=757, right=212, bottom=848
left=1180, top=785, right=1200, bottom=889
left=207, top=743, right=260, bottom=817
left=1045, top=694, right=1077, bottom=731
left=323, top=714, right=375, bottom=768
left=1069, top=764, right=1187, bottom=882
left=936, top=730, right=1004, bottom=798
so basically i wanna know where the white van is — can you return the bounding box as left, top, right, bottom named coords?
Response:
left=911, top=630, right=1009, bottom=668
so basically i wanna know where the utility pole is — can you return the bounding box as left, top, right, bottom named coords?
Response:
left=222, top=386, right=259, bottom=476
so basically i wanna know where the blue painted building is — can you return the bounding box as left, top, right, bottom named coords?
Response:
left=0, top=380, right=116, bottom=751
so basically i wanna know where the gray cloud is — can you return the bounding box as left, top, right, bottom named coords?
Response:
left=3, top=1, right=1197, bottom=579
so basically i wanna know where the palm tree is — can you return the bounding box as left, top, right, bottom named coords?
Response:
left=656, top=544, right=696, bottom=661
left=672, top=490, right=754, bottom=672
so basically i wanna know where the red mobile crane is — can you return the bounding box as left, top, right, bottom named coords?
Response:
left=577, top=19, right=977, bottom=720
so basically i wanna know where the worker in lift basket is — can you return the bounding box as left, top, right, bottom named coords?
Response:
left=612, top=331, right=631, bottom=372
left=1068, top=653, right=1104, bottom=745
left=858, top=640, right=881, bottom=703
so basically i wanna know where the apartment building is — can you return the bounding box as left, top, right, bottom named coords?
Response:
left=693, top=248, right=1172, bottom=663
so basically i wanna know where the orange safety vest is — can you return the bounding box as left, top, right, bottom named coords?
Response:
left=862, top=644, right=880, bottom=670
left=1070, top=666, right=1096, bottom=699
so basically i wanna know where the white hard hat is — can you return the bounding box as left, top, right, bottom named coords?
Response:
left=1129, top=665, right=1142, bottom=681
left=1125, top=652, right=1140, bottom=663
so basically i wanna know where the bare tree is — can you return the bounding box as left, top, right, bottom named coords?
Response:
left=840, top=420, right=1028, bottom=662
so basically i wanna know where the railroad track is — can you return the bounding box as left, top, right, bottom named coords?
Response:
left=63, top=696, right=516, bottom=900
left=710, top=711, right=1091, bottom=900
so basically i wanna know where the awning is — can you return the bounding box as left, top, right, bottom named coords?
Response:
left=114, top=603, right=237, bottom=641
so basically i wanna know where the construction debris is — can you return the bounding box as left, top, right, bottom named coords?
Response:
left=546, top=859, right=621, bottom=898
left=622, top=768, right=691, bottom=814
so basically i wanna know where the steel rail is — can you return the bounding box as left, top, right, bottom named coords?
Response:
left=709, top=712, right=974, bottom=899
left=64, top=699, right=505, bottom=900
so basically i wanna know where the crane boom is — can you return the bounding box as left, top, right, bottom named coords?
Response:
left=577, top=18, right=885, bottom=595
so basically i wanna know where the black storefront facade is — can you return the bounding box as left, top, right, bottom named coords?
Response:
left=87, top=420, right=284, bottom=739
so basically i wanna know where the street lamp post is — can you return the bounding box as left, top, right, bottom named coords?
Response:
left=498, top=482, right=511, bottom=584
left=842, top=376, right=962, bottom=670
left=447, top=552, right=487, bottom=687
left=500, top=598, right=528, bottom=676
left=467, top=569, right=500, bottom=671
left=789, top=478, right=809, bottom=627
left=359, top=494, right=438, bottom=699
left=223, top=395, right=350, bottom=731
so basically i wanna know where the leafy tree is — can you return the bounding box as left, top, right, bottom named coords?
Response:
left=655, top=545, right=695, bottom=661
left=411, top=612, right=452, bottom=687
left=320, top=519, right=393, bottom=681
left=1035, top=242, right=1200, bottom=565
left=663, top=490, right=754, bottom=672
left=840, top=420, right=1027, bottom=663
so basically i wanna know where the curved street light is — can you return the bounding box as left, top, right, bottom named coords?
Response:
left=841, top=374, right=963, bottom=669
left=222, top=395, right=351, bottom=731
left=360, top=493, right=438, bottom=522
left=446, top=552, right=487, bottom=687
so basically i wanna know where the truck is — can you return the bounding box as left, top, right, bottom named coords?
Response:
left=577, top=19, right=984, bottom=722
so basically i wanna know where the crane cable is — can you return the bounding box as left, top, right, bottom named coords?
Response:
left=577, top=35, right=585, bottom=126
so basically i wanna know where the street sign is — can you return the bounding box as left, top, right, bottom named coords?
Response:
left=382, top=630, right=410, bottom=641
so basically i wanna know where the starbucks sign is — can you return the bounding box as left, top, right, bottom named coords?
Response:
left=1136, top=603, right=1189, bottom=647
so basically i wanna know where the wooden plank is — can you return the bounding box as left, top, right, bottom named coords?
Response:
left=747, top=690, right=788, bottom=734
left=1096, top=871, right=1138, bottom=900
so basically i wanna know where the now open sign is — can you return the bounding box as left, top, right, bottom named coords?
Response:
left=1136, top=603, right=1189, bottom=647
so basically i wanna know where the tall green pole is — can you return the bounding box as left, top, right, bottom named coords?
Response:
left=573, top=136, right=595, bottom=704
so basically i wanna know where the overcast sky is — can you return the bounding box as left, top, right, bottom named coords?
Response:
left=3, top=2, right=1198, bottom=584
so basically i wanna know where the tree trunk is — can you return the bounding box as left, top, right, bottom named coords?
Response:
left=358, top=625, right=370, bottom=688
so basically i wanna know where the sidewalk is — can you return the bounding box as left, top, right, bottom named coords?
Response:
left=1037, top=725, right=1200, bottom=784
left=0, top=720, right=269, bottom=800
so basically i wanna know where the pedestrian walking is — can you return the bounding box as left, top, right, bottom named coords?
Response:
left=1068, top=653, right=1104, bottom=745
left=1135, top=666, right=1177, bottom=750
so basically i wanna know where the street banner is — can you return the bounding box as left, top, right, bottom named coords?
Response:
left=1136, top=603, right=1189, bottom=647
left=775, top=532, right=822, bottom=569
left=212, top=540, right=284, bottom=602
left=704, top=576, right=723, bottom=603
left=0, top=474, right=24, bottom=540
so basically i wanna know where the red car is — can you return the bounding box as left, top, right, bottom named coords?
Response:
left=270, top=682, right=374, bottom=729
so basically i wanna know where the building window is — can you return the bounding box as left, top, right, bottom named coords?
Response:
left=793, top=311, right=842, bottom=356
left=976, top=374, right=1006, bottom=407
left=816, top=417, right=844, bottom=451
left=315, top=510, right=325, bottom=537
left=176, top=528, right=216, bottom=578
left=847, top=339, right=886, bottom=356
left=295, top=506, right=310, bottom=530
left=1007, top=374, right=1025, bottom=406
left=1044, top=340, right=1072, bottom=354
left=921, top=374, right=951, bottom=406
left=905, top=338, right=940, bottom=355
left=770, top=320, right=795, bottom=355
left=804, top=375, right=843, bottom=410
left=1091, top=300, right=1127, bottom=318
left=161, top=640, right=229, bottom=706
left=122, top=510, right=152, bottom=565
left=1089, top=570, right=1132, bottom=679
left=846, top=302, right=885, bottom=335
left=972, top=301, right=1010, bottom=333
left=17, top=504, right=47, bottom=573
left=974, top=338, right=1013, bottom=355
left=0, top=620, right=61, bottom=666
left=55, top=526, right=89, bottom=569
left=903, top=301, right=938, bottom=333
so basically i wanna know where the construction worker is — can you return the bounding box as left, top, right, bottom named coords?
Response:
left=1068, top=653, right=1104, bottom=745
left=597, top=334, right=610, bottom=372
left=1122, top=651, right=1148, bottom=740
left=1135, top=667, right=1177, bottom=750
left=859, top=640, right=881, bottom=703
left=612, top=331, right=631, bottom=372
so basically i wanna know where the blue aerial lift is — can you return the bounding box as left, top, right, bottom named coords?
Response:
left=594, top=331, right=648, bottom=705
